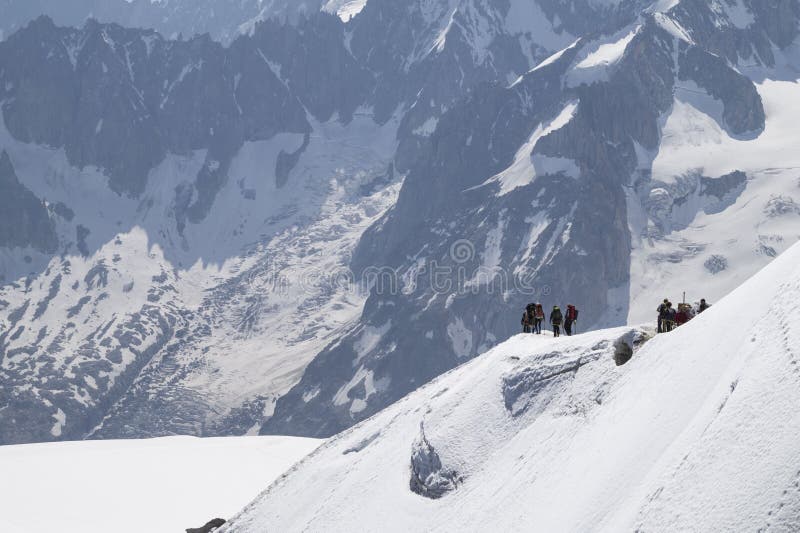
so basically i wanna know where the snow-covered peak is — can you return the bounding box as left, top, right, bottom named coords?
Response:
left=225, top=241, right=800, bottom=531
left=322, top=0, right=368, bottom=21
left=566, top=24, right=640, bottom=86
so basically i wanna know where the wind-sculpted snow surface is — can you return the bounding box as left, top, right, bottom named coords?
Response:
left=224, top=242, right=800, bottom=532
left=3, top=0, right=800, bottom=445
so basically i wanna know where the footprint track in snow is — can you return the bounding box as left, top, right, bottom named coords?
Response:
left=759, top=468, right=800, bottom=532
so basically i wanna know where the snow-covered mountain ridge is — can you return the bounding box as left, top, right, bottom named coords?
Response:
left=225, top=240, right=800, bottom=532
left=2, top=0, right=800, bottom=445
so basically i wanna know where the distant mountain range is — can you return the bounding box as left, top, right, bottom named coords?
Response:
left=0, top=0, right=329, bottom=43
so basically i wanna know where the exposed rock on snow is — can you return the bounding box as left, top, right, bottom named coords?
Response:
left=409, top=423, right=462, bottom=499
left=186, top=518, right=226, bottom=533
left=764, top=194, right=800, bottom=217
left=704, top=254, right=729, bottom=274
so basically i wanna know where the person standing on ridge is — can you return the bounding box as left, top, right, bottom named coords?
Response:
left=698, top=298, right=711, bottom=313
left=564, top=304, right=579, bottom=336
left=550, top=305, right=563, bottom=337
left=657, top=298, right=669, bottom=333
left=521, top=305, right=533, bottom=333
left=663, top=302, right=677, bottom=332
left=534, top=303, right=545, bottom=334
left=675, top=303, right=689, bottom=327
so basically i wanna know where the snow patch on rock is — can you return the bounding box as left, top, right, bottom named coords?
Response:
left=447, top=317, right=473, bottom=358
left=484, top=101, right=579, bottom=195
left=567, top=27, right=639, bottom=86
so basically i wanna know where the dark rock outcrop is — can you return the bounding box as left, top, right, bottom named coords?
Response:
left=0, top=151, right=57, bottom=252
left=409, top=423, right=462, bottom=499
left=186, top=517, right=226, bottom=533
left=263, top=1, right=789, bottom=438
left=0, top=16, right=310, bottom=199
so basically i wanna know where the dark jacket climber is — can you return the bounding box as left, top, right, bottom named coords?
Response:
left=698, top=299, right=711, bottom=313
left=565, top=304, right=579, bottom=336
left=663, top=303, right=677, bottom=332
left=657, top=298, right=669, bottom=333
left=550, top=306, right=563, bottom=337
left=521, top=310, right=532, bottom=333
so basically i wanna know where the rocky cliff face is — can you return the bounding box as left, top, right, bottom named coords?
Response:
left=0, top=151, right=57, bottom=254
left=263, top=0, right=799, bottom=437
left=2, top=0, right=800, bottom=444
left=0, top=0, right=598, bottom=444
left=1, top=16, right=310, bottom=201
left=0, top=0, right=327, bottom=44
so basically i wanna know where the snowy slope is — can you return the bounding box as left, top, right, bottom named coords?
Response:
left=3, top=0, right=800, bottom=448
left=225, top=241, right=800, bottom=532
left=0, top=435, right=322, bottom=533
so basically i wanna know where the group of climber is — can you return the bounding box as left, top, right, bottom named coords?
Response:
left=521, top=303, right=579, bottom=337
left=519, top=297, right=711, bottom=337
left=656, top=298, right=710, bottom=333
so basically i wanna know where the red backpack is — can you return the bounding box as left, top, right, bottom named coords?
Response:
left=567, top=305, right=578, bottom=321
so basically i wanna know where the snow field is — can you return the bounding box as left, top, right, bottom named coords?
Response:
left=0, top=435, right=322, bottom=533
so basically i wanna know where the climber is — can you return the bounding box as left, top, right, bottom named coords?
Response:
left=657, top=298, right=669, bottom=333
left=675, top=303, right=689, bottom=327
left=698, top=298, right=711, bottom=313
left=533, top=303, right=545, bottom=334
left=662, top=302, right=677, bottom=332
left=550, top=305, right=563, bottom=337
left=564, top=304, right=579, bottom=336
left=522, top=304, right=533, bottom=333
